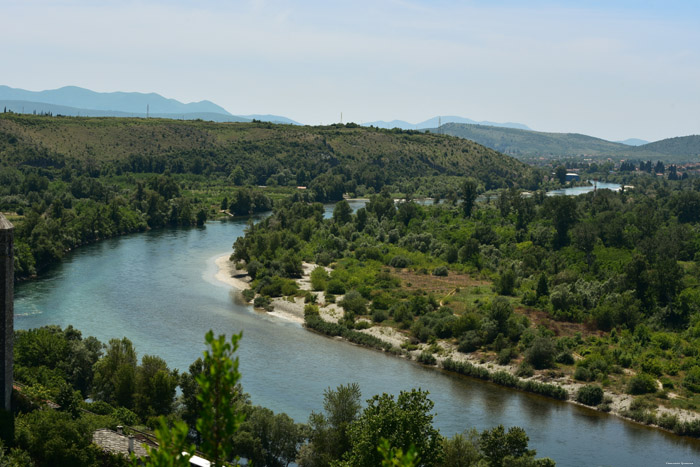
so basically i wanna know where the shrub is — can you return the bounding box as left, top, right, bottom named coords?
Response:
left=371, top=309, right=388, bottom=323
left=432, top=266, right=448, bottom=277
left=458, top=331, right=482, bottom=353
left=627, top=373, right=658, bottom=395
left=576, top=385, right=604, bottom=406
left=556, top=351, right=575, bottom=365
left=525, top=336, right=556, bottom=369
left=241, top=289, right=255, bottom=302
left=683, top=366, right=700, bottom=393
left=326, top=279, right=346, bottom=295
left=496, top=268, right=516, bottom=295
left=574, top=366, right=593, bottom=382
left=389, top=255, right=411, bottom=268
left=516, top=362, right=534, bottom=378
left=491, top=371, right=519, bottom=387
left=339, top=290, right=368, bottom=316
left=417, top=351, right=437, bottom=366
left=310, top=266, right=329, bottom=291
left=497, top=347, right=516, bottom=365
left=253, top=295, right=272, bottom=311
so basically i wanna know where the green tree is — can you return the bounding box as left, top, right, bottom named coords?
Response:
left=299, top=383, right=362, bottom=466
left=139, top=418, right=194, bottom=467
left=196, top=331, right=245, bottom=466
left=461, top=178, right=478, bottom=218
left=92, top=337, right=138, bottom=408
left=134, top=355, right=179, bottom=418
left=333, top=200, right=352, bottom=224
left=554, top=166, right=567, bottom=185
left=343, top=389, right=442, bottom=467
left=479, top=425, right=534, bottom=467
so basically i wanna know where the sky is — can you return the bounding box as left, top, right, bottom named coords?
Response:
left=1, top=0, right=699, bottom=142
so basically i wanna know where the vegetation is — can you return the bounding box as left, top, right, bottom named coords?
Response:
left=6, top=326, right=554, bottom=466
left=229, top=175, right=700, bottom=423
left=0, top=113, right=542, bottom=280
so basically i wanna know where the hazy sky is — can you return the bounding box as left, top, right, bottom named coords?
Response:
left=2, top=0, right=699, bottom=141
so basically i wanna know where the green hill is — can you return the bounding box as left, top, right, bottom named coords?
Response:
left=631, top=135, right=700, bottom=159
left=437, top=122, right=628, bottom=158
left=0, top=114, right=538, bottom=193
left=438, top=123, right=700, bottom=163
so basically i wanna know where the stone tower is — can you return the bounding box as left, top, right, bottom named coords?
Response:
left=0, top=214, right=13, bottom=413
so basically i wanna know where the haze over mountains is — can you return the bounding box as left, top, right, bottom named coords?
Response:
left=2, top=85, right=698, bottom=162
left=0, top=85, right=299, bottom=125
left=363, top=116, right=531, bottom=131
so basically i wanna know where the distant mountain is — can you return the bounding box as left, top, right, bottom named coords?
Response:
left=0, top=85, right=298, bottom=125
left=241, top=114, right=301, bottom=125
left=617, top=138, right=649, bottom=146
left=0, top=100, right=252, bottom=122
left=0, top=85, right=230, bottom=115
left=363, top=116, right=530, bottom=131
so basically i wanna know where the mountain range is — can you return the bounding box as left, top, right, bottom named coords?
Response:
left=363, top=116, right=531, bottom=131
left=0, top=85, right=299, bottom=125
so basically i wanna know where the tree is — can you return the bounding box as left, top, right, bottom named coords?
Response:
left=196, top=331, right=245, bottom=466
left=139, top=418, right=194, bottom=467
left=461, top=178, right=478, bottom=218
left=536, top=274, right=549, bottom=298
left=546, top=196, right=577, bottom=248
left=134, top=355, right=179, bottom=418
left=342, top=389, right=442, bottom=467
left=92, top=337, right=138, bottom=408
left=299, top=383, right=362, bottom=466
left=333, top=200, right=352, bottom=224
left=479, top=425, right=535, bottom=467
left=554, top=166, right=567, bottom=185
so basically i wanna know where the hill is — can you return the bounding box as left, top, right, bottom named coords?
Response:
left=363, top=116, right=530, bottom=131
left=437, top=122, right=627, bottom=158
left=631, top=135, right=700, bottom=159
left=0, top=113, right=538, bottom=192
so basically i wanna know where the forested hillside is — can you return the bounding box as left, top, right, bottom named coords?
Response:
left=0, top=113, right=538, bottom=191
left=0, top=113, right=540, bottom=279
left=437, top=122, right=629, bottom=158
left=439, top=123, right=700, bottom=163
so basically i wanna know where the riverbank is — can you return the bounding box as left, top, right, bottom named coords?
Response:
left=214, top=254, right=700, bottom=437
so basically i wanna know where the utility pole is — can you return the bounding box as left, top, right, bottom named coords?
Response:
left=147, top=104, right=150, bottom=119
left=0, top=213, right=14, bottom=442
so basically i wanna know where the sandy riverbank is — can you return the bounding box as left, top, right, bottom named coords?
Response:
left=214, top=253, right=700, bottom=432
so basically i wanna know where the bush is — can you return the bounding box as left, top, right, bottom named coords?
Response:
left=683, top=366, right=700, bottom=393
left=516, top=362, right=534, bottom=378
left=458, top=331, right=482, bottom=353
left=497, top=347, right=516, bottom=365
left=326, top=279, right=346, bottom=295
left=417, top=351, right=437, bottom=365
left=253, top=295, right=272, bottom=311
left=241, top=288, right=255, bottom=302
left=576, top=385, right=604, bottom=406
left=627, top=373, right=658, bottom=395
left=525, top=336, right=556, bottom=369
left=556, top=351, right=575, bottom=365
left=432, top=266, right=448, bottom=277
left=310, top=266, right=329, bottom=291
left=389, top=255, right=411, bottom=268
left=574, top=366, right=593, bottom=382
left=371, top=309, right=388, bottom=323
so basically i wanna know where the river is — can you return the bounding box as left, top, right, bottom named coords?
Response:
left=13, top=203, right=700, bottom=466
